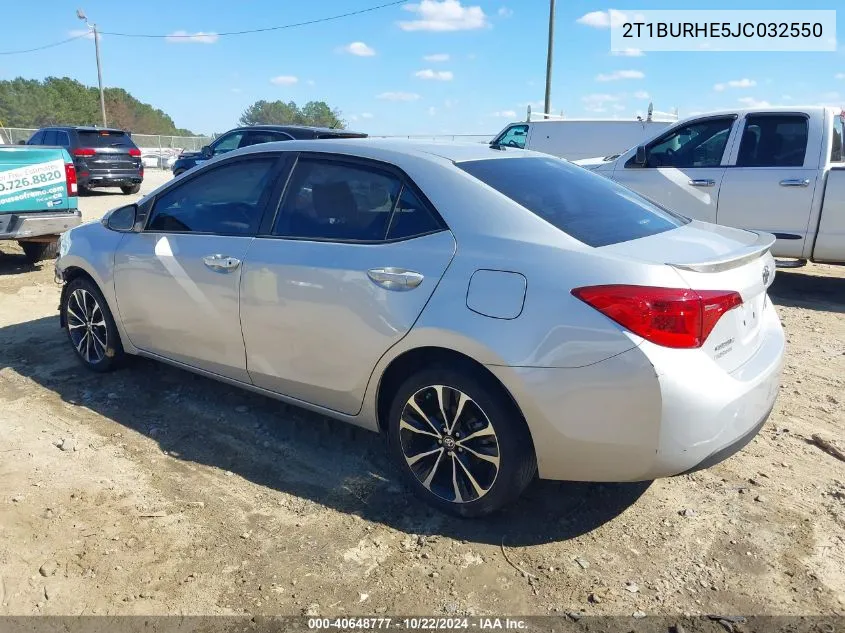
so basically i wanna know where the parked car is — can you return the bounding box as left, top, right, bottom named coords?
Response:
left=171, top=125, right=368, bottom=176
left=575, top=106, right=845, bottom=266
left=27, top=126, right=143, bottom=195
left=55, top=139, right=784, bottom=517
left=491, top=114, right=675, bottom=161
left=1, top=144, right=80, bottom=262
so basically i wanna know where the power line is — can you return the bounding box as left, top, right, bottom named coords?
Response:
left=0, top=32, right=89, bottom=56
left=100, top=0, right=406, bottom=38
left=0, top=1, right=406, bottom=55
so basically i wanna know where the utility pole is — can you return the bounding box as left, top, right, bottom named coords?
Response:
left=76, top=9, right=107, bottom=127
left=543, top=0, right=555, bottom=120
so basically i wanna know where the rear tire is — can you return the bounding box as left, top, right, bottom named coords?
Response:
left=61, top=277, right=124, bottom=373
left=386, top=366, right=536, bottom=518
left=121, top=184, right=141, bottom=195
left=19, top=240, right=58, bottom=263
left=173, top=169, right=185, bottom=177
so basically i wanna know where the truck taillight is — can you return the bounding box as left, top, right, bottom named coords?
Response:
left=72, top=148, right=96, bottom=157
left=128, top=148, right=141, bottom=157
left=65, top=162, right=78, bottom=196
left=571, top=285, right=743, bottom=349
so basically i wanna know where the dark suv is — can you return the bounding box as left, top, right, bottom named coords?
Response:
left=171, top=125, right=368, bottom=176
left=27, top=126, right=143, bottom=194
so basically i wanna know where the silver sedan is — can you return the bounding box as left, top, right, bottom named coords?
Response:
left=55, top=139, right=785, bottom=517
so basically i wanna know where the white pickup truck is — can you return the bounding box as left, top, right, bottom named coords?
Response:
left=576, top=106, right=845, bottom=265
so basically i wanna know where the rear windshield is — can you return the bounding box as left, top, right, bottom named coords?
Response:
left=457, top=156, right=689, bottom=247
left=77, top=130, right=137, bottom=148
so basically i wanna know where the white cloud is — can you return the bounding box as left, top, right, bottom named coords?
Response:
left=444, top=99, right=456, bottom=108
left=612, top=103, right=627, bottom=111
left=714, top=78, right=756, bottom=92
left=582, top=93, right=620, bottom=112
left=423, top=53, right=450, bottom=62
left=738, top=97, right=772, bottom=108
left=361, top=112, right=374, bottom=119
left=69, top=29, right=98, bottom=41
left=498, top=7, right=513, bottom=18
left=165, top=30, right=219, bottom=44
left=270, top=75, right=299, bottom=86
left=836, top=73, right=845, bottom=79
left=611, top=48, right=644, bottom=57
left=342, top=41, right=376, bottom=57
left=377, top=92, right=421, bottom=101
left=399, top=0, right=488, bottom=32
left=492, top=110, right=517, bottom=118
left=306, top=79, right=316, bottom=86
left=348, top=115, right=359, bottom=122
left=633, top=90, right=650, bottom=99
left=415, top=69, right=454, bottom=81
left=576, top=9, right=628, bottom=29
left=596, top=70, right=644, bottom=82
left=231, top=88, right=242, bottom=94
left=428, top=106, right=437, bottom=116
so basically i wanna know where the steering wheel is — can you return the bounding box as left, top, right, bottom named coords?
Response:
left=506, top=139, right=521, bottom=148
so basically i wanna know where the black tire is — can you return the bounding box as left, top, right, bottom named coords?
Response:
left=173, top=169, right=186, bottom=177
left=121, top=184, right=141, bottom=195
left=19, top=240, right=58, bottom=263
left=78, top=184, right=92, bottom=196
left=387, top=366, right=537, bottom=518
left=61, top=277, right=124, bottom=373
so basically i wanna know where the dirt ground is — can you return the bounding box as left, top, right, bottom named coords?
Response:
left=0, top=172, right=843, bottom=618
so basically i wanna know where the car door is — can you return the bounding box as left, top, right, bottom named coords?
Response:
left=716, top=113, right=820, bottom=258
left=239, top=154, right=457, bottom=415
left=113, top=153, right=283, bottom=382
left=612, top=116, right=739, bottom=223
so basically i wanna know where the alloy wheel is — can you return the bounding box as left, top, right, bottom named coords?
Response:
left=66, top=288, right=108, bottom=365
left=398, top=384, right=500, bottom=504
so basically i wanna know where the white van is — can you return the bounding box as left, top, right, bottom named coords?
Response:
left=491, top=112, right=676, bottom=162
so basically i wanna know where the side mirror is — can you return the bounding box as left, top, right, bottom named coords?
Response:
left=635, top=145, right=648, bottom=166
left=200, top=145, right=213, bottom=159
left=102, top=204, right=138, bottom=232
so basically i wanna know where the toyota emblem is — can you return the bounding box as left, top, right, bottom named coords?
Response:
left=762, top=265, right=771, bottom=285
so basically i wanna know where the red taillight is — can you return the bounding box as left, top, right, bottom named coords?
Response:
left=65, top=163, right=78, bottom=197
left=73, top=148, right=96, bottom=157
left=128, top=148, right=141, bottom=157
left=572, top=285, right=743, bottom=349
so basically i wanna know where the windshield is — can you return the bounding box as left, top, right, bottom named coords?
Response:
left=77, top=130, right=137, bottom=149
left=458, top=156, right=689, bottom=247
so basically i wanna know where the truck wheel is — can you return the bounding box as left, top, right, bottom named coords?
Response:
left=121, top=184, right=141, bottom=195
left=19, top=240, right=58, bottom=263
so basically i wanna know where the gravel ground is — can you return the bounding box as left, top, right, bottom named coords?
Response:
left=0, top=175, right=843, bottom=617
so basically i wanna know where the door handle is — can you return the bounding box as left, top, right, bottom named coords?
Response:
left=203, top=254, right=241, bottom=272
left=688, top=179, right=716, bottom=187
left=779, top=178, right=810, bottom=187
left=367, top=267, right=424, bottom=291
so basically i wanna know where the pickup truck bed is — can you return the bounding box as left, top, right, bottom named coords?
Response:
left=0, top=146, right=81, bottom=262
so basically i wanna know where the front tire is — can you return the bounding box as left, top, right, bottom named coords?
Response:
left=62, top=277, right=124, bottom=372
left=387, top=367, right=536, bottom=518
left=121, top=184, right=141, bottom=195
left=19, top=239, right=58, bottom=263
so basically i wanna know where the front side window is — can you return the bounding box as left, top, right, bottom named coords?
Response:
left=274, top=159, right=402, bottom=241
left=737, top=114, right=809, bottom=167
left=211, top=131, right=246, bottom=155
left=146, top=157, right=277, bottom=235
left=458, top=156, right=689, bottom=248
left=27, top=131, right=45, bottom=145
left=643, top=117, right=735, bottom=168
left=494, top=124, right=529, bottom=149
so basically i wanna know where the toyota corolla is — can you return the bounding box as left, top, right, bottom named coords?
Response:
left=55, top=139, right=784, bottom=517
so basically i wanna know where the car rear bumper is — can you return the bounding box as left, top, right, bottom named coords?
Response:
left=0, top=209, right=82, bottom=241
left=488, top=296, right=785, bottom=482
left=79, top=170, right=142, bottom=188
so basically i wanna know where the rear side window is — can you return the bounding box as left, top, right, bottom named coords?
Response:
left=386, top=186, right=442, bottom=240
left=77, top=130, right=137, bottom=149
left=42, top=130, right=57, bottom=145
left=831, top=111, right=844, bottom=163
left=55, top=131, right=71, bottom=147
left=458, top=156, right=689, bottom=248
left=736, top=114, right=808, bottom=167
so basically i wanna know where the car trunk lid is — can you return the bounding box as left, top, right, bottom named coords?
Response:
left=601, top=221, right=777, bottom=373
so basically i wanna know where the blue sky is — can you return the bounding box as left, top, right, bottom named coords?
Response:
left=1, top=1, right=843, bottom=135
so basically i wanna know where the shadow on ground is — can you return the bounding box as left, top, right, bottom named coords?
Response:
left=769, top=268, right=845, bottom=313
left=0, top=250, right=41, bottom=276
left=0, top=314, right=649, bottom=547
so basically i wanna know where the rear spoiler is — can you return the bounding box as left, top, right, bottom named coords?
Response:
left=668, top=231, right=776, bottom=274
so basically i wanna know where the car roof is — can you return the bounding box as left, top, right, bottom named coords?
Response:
left=40, top=126, right=128, bottom=133
left=232, top=124, right=366, bottom=135
left=235, top=137, right=545, bottom=165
